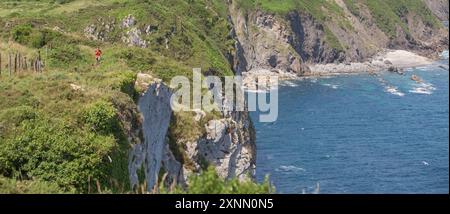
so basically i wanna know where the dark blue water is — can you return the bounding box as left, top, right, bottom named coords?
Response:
left=251, top=58, right=449, bottom=194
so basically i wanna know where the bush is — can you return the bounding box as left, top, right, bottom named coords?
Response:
left=11, top=24, right=59, bottom=48
left=83, top=101, right=118, bottom=134
left=48, top=43, right=84, bottom=67
left=0, top=117, right=116, bottom=192
left=12, top=23, right=33, bottom=45
left=106, top=71, right=137, bottom=98
left=169, top=167, right=274, bottom=194
left=0, top=106, right=37, bottom=128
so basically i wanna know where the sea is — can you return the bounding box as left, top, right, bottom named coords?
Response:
left=250, top=53, right=449, bottom=194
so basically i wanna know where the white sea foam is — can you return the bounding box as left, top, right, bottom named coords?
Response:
left=280, top=80, right=299, bottom=87
left=385, top=86, right=405, bottom=97
left=322, top=83, right=339, bottom=89
left=409, top=88, right=433, bottom=95
left=416, top=67, right=428, bottom=71
left=440, top=50, right=449, bottom=60
left=276, top=165, right=305, bottom=173
left=409, top=82, right=436, bottom=95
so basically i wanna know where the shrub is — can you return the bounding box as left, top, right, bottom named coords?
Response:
left=48, top=43, right=84, bottom=67
left=0, top=106, right=37, bottom=128
left=0, top=117, right=116, bottom=192
left=168, top=167, right=274, bottom=194
left=11, top=23, right=33, bottom=45
left=11, top=24, right=59, bottom=48
left=106, top=71, right=137, bottom=98
left=83, top=101, right=118, bottom=134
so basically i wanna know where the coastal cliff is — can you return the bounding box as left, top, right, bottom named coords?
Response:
left=0, top=0, right=448, bottom=193
left=128, top=74, right=256, bottom=191
left=229, top=0, right=449, bottom=76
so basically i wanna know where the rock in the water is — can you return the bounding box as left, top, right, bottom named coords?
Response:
left=411, top=74, right=423, bottom=83
left=388, top=66, right=398, bottom=73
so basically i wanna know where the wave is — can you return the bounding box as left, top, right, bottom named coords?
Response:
left=385, top=86, right=405, bottom=97
left=409, top=82, right=436, bottom=95
left=322, top=83, right=339, bottom=89
left=276, top=165, right=305, bottom=173
left=440, top=50, right=449, bottom=60
left=309, top=78, right=318, bottom=83
left=280, top=80, right=299, bottom=87
left=409, top=88, right=432, bottom=95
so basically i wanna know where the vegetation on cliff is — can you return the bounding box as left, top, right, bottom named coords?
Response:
left=0, top=0, right=257, bottom=193
left=0, top=0, right=447, bottom=193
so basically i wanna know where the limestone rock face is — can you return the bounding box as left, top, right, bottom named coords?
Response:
left=83, top=18, right=116, bottom=41
left=128, top=75, right=172, bottom=191
left=122, top=14, right=136, bottom=28
left=160, top=110, right=256, bottom=188
left=197, top=111, right=256, bottom=181
left=122, top=27, right=148, bottom=48
left=120, top=15, right=148, bottom=48
left=128, top=74, right=256, bottom=191
left=229, top=5, right=308, bottom=75
left=84, top=15, right=149, bottom=48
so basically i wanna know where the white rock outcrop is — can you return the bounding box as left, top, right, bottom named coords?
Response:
left=128, top=75, right=172, bottom=191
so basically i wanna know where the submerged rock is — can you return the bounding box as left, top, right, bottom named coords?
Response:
left=411, top=74, right=423, bottom=83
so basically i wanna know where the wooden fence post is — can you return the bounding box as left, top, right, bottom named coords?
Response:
left=8, top=53, right=11, bottom=76
left=18, top=53, right=20, bottom=73
left=38, top=50, right=42, bottom=72
left=24, top=56, right=27, bottom=71
left=14, top=53, right=17, bottom=74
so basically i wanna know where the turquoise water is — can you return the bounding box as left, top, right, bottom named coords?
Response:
left=251, top=58, right=449, bottom=194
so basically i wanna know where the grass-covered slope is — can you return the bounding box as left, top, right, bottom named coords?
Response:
left=345, top=0, right=442, bottom=38
left=0, top=0, right=251, bottom=193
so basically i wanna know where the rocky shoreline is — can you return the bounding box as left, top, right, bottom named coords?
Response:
left=307, top=50, right=434, bottom=76
left=242, top=49, right=444, bottom=90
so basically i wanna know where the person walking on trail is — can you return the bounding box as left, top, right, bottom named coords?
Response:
left=95, top=47, right=102, bottom=65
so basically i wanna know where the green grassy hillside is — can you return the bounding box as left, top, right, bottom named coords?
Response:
left=0, top=0, right=248, bottom=193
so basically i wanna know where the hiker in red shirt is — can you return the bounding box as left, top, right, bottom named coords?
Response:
left=95, top=47, right=102, bottom=65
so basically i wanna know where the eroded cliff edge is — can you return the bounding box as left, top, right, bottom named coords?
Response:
left=128, top=74, right=256, bottom=192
